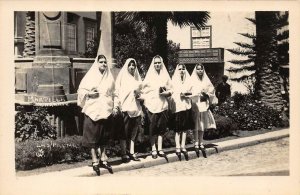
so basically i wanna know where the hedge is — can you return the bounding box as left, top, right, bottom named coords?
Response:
left=15, top=136, right=89, bottom=170
left=212, top=93, right=289, bottom=130
left=15, top=115, right=238, bottom=170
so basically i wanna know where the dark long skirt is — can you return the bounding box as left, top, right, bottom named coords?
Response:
left=171, top=109, right=194, bottom=132
left=146, top=109, right=169, bottom=136
left=123, top=112, right=141, bottom=141
left=82, top=114, right=110, bottom=148
left=110, top=112, right=141, bottom=141
left=109, top=113, right=126, bottom=140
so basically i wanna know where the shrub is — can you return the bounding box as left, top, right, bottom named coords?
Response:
left=15, top=106, right=57, bottom=142
left=204, top=114, right=239, bottom=140
left=15, top=113, right=239, bottom=171
left=212, top=93, right=287, bottom=130
left=15, top=136, right=90, bottom=170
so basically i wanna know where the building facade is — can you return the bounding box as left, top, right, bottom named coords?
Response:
left=14, top=12, right=98, bottom=58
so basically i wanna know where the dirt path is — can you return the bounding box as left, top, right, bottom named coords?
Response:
left=103, top=137, right=289, bottom=176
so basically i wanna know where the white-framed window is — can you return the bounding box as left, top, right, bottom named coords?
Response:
left=67, top=23, right=77, bottom=52
left=86, top=26, right=95, bottom=47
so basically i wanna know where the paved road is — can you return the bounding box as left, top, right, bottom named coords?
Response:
left=103, top=137, right=289, bottom=176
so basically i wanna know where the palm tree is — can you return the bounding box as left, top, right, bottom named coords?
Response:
left=115, top=12, right=210, bottom=67
left=277, top=11, right=289, bottom=102
left=226, top=29, right=256, bottom=93
left=255, top=11, right=285, bottom=111
left=226, top=17, right=256, bottom=84
left=228, top=13, right=289, bottom=101
left=114, top=19, right=156, bottom=76
left=23, top=11, right=35, bottom=57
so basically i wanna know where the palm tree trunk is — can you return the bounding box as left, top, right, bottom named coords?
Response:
left=153, top=17, right=168, bottom=68
left=23, top=11, right=35, bottom=57
left=255, top=11, right=284, bottom=111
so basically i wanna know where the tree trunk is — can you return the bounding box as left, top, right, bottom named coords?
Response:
left=255, top=11, right=284, bottom=111
left=23, top=12, right=35, bottom=57
left=153, top=18, right=168, bottom=69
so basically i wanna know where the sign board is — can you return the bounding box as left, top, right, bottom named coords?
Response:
left=192, top=37, right=211, bottom=49
left=191, top=26, right=212, bottom=49
left=27, top=95, right=66, bottom=103
left=178, top=48, right=224, bottom=64
left=178, top=48, right=225, bottom=87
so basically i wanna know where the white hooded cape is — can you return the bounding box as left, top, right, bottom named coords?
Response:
left=170, top=64, right=192, bottom=113
left=189, top=65, right=216, bottom=112
left=142, top=56, right=172, bottom=114
left=77, top=57, right=115, bottom=121
left=114, top=58, right=143, bottom=117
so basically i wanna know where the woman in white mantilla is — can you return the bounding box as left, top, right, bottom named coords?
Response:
left=170, top=64, right=194, bottom=161
left=190, top=63, right=217, bottom=158
left=77, top=54, right=116, bottom=175
left=114, top=58, right=143, bottom=162
left=142, top=55, right=172, bottom=159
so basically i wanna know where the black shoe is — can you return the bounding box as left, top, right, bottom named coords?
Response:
left=181, top=150, right=189, bottom=161
left=195, top=146, right=200, bottom=158
left=175, top=149, right=181, bottom=161
left=92, top=162, right=100, bottom=176
left=200, top=144, right=207, bottom=158
left=157, top=150, right=166, bottom=158
left=100, top=161, right=113, bottom=174
left=128, top=153, right=141, bottom=161
left=151, top=150, right=158, bottom=159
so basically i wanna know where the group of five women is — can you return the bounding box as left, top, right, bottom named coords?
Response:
left=77, top=54, right=217, bottom=176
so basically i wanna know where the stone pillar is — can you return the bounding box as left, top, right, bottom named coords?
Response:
left=28, top=12, right=73, bottom=137
left=29, top=12, right=71, bottom=96
left=98, top=12, right=116, bottom=68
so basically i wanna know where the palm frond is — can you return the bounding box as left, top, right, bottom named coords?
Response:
left=227, top=64, right=256, bottom=73
left=239, top=33, right=256, bottom=39
left=228, top=58, right=255, bottom=65
left=115, top=11, right=210, bottom=30
left=277, top=30, right=289, bottom=41
left=276, top=12, right=289, bottom=28
left=227, top=48, right=255, bottom=56
left=248, top=54, right=256, bottom=59
left=230, top=73, right=255, bottom=82
left=115, top=12, right=157, bottom=26
left=170, top=12, right=210, bottom=28
left=246, top=17, right=256, bottom=24
left=233, top=42, right=255, bottom=49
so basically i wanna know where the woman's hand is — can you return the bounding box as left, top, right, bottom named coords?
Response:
left=88, top=89, right=99, bottom=99
left=181, top=92, right=192, bottom=98
left=134, top=90, right=141, bottom=98
left=160, top=91, right=171, bottom=97
left=159, top=86, right=166, bottom=93
left=136, top=95, right=144, bottom=102
left=112, top=107, right=120, bottom=116
left=200, top=92, right=209, bottom=101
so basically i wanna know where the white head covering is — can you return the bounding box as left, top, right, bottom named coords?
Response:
left=142, top=55, right=172, bottom=113
left=170, top=64, right=192, bottom=113
left=115, top=58, right=143, bottom=117
left=77, top=55, right=115, bottom=121
left=189, top=64, right=216, bottom=112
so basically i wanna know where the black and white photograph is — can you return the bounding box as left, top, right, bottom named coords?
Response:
left=1, top=1, right=300, bottom=195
